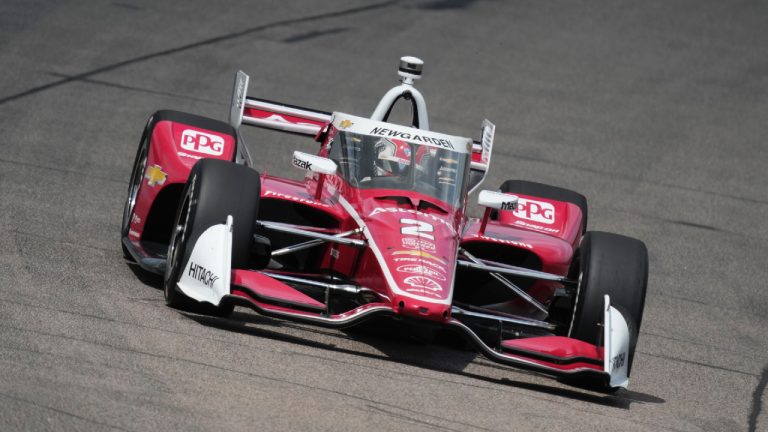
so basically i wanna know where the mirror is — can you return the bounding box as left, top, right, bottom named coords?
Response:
left=478, top=190, right=517, bottom=211
left=292, top=151, right=337, bottom=175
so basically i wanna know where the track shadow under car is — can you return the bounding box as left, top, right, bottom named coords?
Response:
left=181, top=310, right=665, bottom=410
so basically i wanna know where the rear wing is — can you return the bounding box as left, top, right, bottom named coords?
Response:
left=229, top=70, right=330, bottom=136
left=228, top=70, right=494, bottom=190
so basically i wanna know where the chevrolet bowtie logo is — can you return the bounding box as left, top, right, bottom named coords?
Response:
left=145, top=164, right=167, bottom=186
left=339, top=119, right=353, bottom=129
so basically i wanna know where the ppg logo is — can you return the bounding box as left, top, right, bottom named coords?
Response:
left=514, top=198, right=555, bottom=225
left=180, top=129, right=225, bottom=156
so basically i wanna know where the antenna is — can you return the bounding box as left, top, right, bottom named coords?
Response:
left=397, top=56, right=423, bottom=85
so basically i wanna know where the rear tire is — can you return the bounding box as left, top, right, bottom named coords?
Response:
left=569, top=231, right=648, bottom=375
left=163, top=159, right=262, bottom=317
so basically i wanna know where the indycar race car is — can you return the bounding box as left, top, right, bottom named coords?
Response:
left=121, top=57, right=648, bottom=391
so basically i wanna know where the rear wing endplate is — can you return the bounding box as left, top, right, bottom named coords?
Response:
left=468, top=119, right=495, bottom=193
left=229, top=70, right=249, bottom=129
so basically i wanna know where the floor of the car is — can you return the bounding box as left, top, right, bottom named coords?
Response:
left=141, top=240, right=168, bottom=259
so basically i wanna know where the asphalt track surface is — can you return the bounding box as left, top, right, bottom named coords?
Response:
left=1, top=1, right=767, bottom=431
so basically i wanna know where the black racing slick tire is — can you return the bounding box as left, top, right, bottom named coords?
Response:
left=569, top=231, right=648, bottom=375
left=163, top=159, right=262, bottom=316
left=498, top=180, right=588, bottom=233
left=121, top=125, right=151, bottom=259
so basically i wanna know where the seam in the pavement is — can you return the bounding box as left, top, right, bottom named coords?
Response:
left=47, top=72, right=226, bottom=106
left=0, top=322, right=502, bottom=432
left=0, top=1, right=398, bottom=106
left=0, top=391, right=131, bottom=431
left=638, top=351, right=757, bottom=377
left=0, top=156, right=127, bottom=184
left=8, top=229, right=115, bottom=254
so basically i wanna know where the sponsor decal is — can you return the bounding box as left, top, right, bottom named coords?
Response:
left=368, top=207, right=455, bottom=233
left=128, top=229, right=140, bottom=238
left=393, top=257, right=447, bottom=273
left=262, top=114, right=317, bottom=127
left=330, top=248, right=340, bottom=259
left=263, top=190, right=330, bottom=207
left=402, top=237, right=436, bottom=252
left=403, top=275, right=441, bottom=292
left=339, top=119, right=354, bottom=129
left=473, top=234, right=534, bottom=250
left=514, top=198, right=555, bottom=225
left=145, top=164, right=167, bottom=187
left=611, top=352, right=626, bottom=369
left=392, top=250, right=446, bottom=265
left=188, top=262, right=219, bottom=288
left=131, top=214, right=142, bottom=225
left=500, top=200, right=516, bottom=211
left=178, top=151, right=202, bottom=160
left=396, top=264, right=447, bottom=281
left=400, top=218, right=434, bottom=240
left=513, top=220, right=561, bottom=234
left=369, top=127, right=454, bottom=150
left=292, top=155, right=312, bottom=170
left=180, top=129, right=225, bottom=156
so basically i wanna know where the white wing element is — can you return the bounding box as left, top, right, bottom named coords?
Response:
left=603, top=294, right=631, bottom=388
left=229, top=71, right=249, bottom=129
left=468, top=119, right=495, bottom=194
left=177, top=216, right=233, bottom=306
left=480, top=119, right=495, bottom=166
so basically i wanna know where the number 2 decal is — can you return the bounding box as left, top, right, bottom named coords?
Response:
left=400, top=218, right=434, bottom=240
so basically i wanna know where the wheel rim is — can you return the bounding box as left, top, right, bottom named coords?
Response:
left=164, top=176, right=195, bottom=300
left=122, top=143, right=148, bottom=235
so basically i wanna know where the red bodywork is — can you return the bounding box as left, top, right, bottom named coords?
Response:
left=125, top=103, right=610, bottom=384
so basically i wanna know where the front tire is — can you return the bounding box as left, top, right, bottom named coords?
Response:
left=121, top=128, right=150, bottom=259
left=569, top=231, right=648, bottom=375
left=164, top=159, right=262, bottom=316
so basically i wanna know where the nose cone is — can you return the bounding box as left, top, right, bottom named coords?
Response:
left=364, top=206, right=458, bottom=313
left=392, top=294, right=452, bottom=322
left=389, top=252, right=451, bottom=301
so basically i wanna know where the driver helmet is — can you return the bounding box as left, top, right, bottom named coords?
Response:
left=414, top=145, right=437, bottom=176
left=374, top=138, right=411, bottom=176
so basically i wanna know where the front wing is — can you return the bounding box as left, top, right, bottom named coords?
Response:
left=174, top=216, right=631, bottom=390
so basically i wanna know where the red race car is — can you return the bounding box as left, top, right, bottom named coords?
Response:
left=122, top=57, right=648, bottom=391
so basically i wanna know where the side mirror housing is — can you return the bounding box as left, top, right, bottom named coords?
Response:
left=292, top=151, right=337, bottom=175
left=478, top=190, right=517, bottom=211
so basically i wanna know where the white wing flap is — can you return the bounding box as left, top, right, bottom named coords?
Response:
left=603, top=295, right=631, bottom=388
left=177, top=216, right=233, bottom=306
